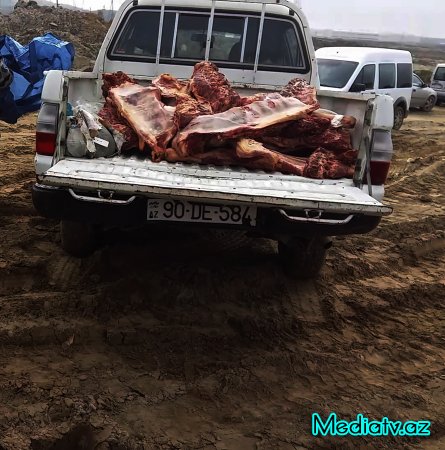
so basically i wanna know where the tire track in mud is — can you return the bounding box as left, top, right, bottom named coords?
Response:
left=0, top=112, right=444, bottom=449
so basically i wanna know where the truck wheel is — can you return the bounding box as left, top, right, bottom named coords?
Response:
left=393, top=106, right=405, bottom=130
left=60, top=220, right=97, bottom=258
left=278, top=237, right=331, bottom=279
left=422, top=96, right=436, bottom=112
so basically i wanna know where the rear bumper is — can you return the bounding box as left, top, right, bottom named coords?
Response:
left=32, top=184, right=382, bottom=238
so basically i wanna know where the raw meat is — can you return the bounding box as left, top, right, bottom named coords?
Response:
left=235, top=139, right=306, bottom=175
left=239, top=93, right=268, bottom=106
left=99, top=63, right=359, bottom=180
left=152, top=74, right=189, bottom=98
left=304, top=148, right=358, bottom=179
left=165, top=139, right=307, bottom=176
left=280, top=78, right=320, bottom=108
left=108, top=82, right=176, bottom=161
left=152, top=74, right=213, bottom=128
left=165, top=147, right=238, bottom=166
left=102, top=71, right=135, bottom=97
left=189, top=61, right=241, bottom=113
left=174, top=95, right=213, bottom=129
left=173, top=93, right=315, bottom=157
left=240, top=79, right=321, bottom=109
left=239, top=98, right=356, bottom=131
left=261, top=128, right=353, bottom=154
left=258, top=109, right=356, bottom=155
left=280, top=115, right=332, bottom=137
left=98, top=98, right=138, bottom=152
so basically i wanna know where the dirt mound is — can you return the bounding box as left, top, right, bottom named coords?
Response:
left=0, top=109, right=444, bottom=449
left=0, top=2, right=109, bottom=70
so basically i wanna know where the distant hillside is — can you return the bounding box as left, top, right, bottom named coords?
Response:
left=313, top=29, right=445, bottom=47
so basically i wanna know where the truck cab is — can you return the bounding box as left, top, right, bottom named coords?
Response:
left=97, top=0, right=314, bottom=87
left=316, top=47, right=413, bottom=130
left=32, top=0, right=394, bottom=278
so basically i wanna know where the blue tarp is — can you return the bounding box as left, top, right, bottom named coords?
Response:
left=0, top=33, right=75, bottom=124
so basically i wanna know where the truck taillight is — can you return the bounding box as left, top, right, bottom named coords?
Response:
left=369, top=130, right=393, bottom=185
left=36, top=103, right=59, bottom=156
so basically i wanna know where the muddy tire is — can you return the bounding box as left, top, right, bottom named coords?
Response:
left=60, top=220, right=97, bottom=258
left=278, top=237, right=330, bottom=279
left=393, top=106, right=405, bottom=130
left=422, top=96, right=436, bottom=112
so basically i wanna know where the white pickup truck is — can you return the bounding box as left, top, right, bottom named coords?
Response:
left=32, top=0, right=394, bottom=278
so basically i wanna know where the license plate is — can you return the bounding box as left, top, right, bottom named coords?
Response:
left=147, top=199, right=257, bottom=226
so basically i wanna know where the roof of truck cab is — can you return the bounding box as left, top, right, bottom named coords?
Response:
left=315, top=47, right=412, bottom=64
left=122, top=0, right=303, bottom=18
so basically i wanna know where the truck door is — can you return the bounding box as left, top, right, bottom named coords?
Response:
left=376, top=63, right=396, bottom=99
left=349, top=64, right=376, bottom=93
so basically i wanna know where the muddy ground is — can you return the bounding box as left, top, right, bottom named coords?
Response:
left=0, top=108, right=444, bottom=450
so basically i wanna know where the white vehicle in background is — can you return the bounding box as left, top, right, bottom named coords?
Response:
left=431, top=63, right=445, bottom=105
left=32, top=0, right=395, bottom=278
left=316, top=47, right=413, bottom=130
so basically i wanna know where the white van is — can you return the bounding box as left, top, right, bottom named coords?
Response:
left=431, top=63, right=445, bottom=105
left=315, top=47, right=413, bottom=129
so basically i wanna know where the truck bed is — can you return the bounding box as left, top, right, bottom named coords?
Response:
left=38, top=74, right=391, bottom=217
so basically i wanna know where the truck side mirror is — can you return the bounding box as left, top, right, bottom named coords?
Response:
left=350, top=83, right=366, bottom=93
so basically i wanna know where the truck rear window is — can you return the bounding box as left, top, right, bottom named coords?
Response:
left=110, top=8, right=308, bottom=72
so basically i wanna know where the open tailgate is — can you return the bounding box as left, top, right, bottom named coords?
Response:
left=41, top=157, right=392, bottom=216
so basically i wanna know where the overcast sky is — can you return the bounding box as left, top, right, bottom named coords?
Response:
left=52, top=0, right=444, bottom=39
left=300, top=0, right=444, bottom=38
